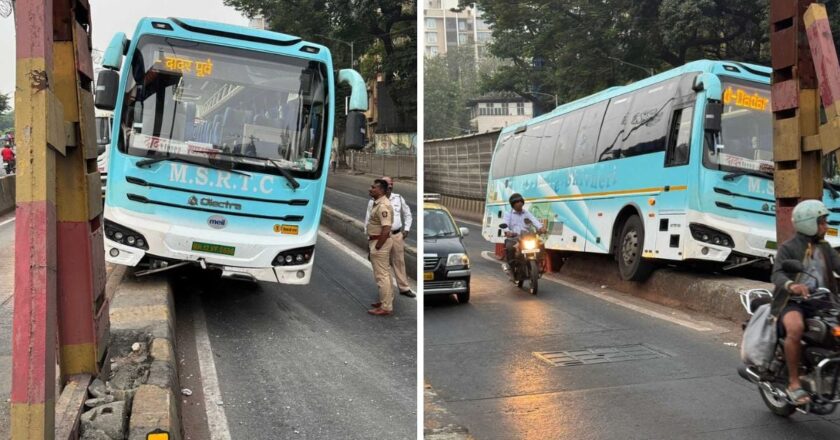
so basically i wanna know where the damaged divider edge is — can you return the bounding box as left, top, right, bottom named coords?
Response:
left=84, top=265, right=181, bottom=440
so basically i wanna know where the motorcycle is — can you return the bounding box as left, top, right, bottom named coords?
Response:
left=499, top=221, right=544, bottom=295
left=738, top=259, right=840, bottom=417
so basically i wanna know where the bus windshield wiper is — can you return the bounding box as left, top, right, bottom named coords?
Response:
left=722, top=169, right=773, bottom=181
left=135, top=155, right=251, bottom=177
left=206, top=150, right=301, bottom=190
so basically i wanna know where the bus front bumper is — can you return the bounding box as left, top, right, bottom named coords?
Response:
left=105, top=237, right=314, bottom=284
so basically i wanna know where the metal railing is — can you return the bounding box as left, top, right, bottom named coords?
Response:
left=349, top=151, right=417, bottom=179
left=424, top=130, right=500, bottom=200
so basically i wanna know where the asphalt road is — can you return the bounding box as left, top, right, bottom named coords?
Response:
left=176, top=229, right=417, bottom=440
left=324, top=171, right=417, bottom=247
left=424, top=220, right=840, bottom=440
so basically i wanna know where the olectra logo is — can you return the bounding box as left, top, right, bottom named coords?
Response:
left=200, top=197, right=242, bottom=211
left=207, top=215, right=227, bottom=229
left=188, top=196, right=198, bottom=206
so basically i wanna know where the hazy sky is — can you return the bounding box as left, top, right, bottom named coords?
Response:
left=0, top=0, right=249, bottom=103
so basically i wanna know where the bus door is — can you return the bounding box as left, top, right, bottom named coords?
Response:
left=649, top=103, right=695, bottom=261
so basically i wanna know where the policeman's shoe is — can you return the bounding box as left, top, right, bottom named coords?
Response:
left=399, top=289, right=416, bottom=298
left=371, top=302, right=382, bottom=308
left=368, top=308, right=392, bottom=316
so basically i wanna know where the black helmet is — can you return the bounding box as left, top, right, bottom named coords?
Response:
left=509, top=193, right=524, bottom=207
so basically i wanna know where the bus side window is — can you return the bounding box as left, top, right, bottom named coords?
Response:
left=554, top=111, right=582, bottom=169
left=515, top=123, right=545, bottom=175
left=572, top=101, right=608, bottom=166
left=665, top=107, right=693, bottom=167
left=535, top=119, right=558, bottom=173
left=491, top=134, right=513, bottom=178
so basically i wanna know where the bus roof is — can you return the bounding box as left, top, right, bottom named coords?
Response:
left=132, top=17, right=331, bottom=59
left=500, top=59, right=771, bottom=136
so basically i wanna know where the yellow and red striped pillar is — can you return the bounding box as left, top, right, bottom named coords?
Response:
left=11, top=0, right=60, bottom=436
left=52, top=0, right=108, bottom=382
left=11, top=0, right=107, bottom=437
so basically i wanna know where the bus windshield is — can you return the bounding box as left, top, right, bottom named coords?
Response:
left=120, top=35, right=328, bottom=176
left=704, top=79, right=773, bottom=174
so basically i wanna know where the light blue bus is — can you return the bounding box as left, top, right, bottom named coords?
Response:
left=482, top=60, right=840, bottom=281
left=94, top=17, right=368, bottom=284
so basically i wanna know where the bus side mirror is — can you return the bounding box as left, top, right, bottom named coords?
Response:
left=344, top=111, right=366, bottom=150
left=95, top=70, right=120, bottom=111
left=704, top=101, right=722, bottom=133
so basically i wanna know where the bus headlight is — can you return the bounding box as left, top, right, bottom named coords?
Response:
left=105, top=220, right=149, bottom=250
left=446, top=253, right=469, bottom=267
left=274, top=246, right=314, bottom=266
left=689, top=223, right=734, bottom=248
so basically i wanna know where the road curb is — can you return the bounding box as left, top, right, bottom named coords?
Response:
left=0, top=175, right=15, bottom=216
left=557, top=253, right=771, bottom=323
left=108, top=269, right=182, bottom=440
left=321, top=205, right=417, bottom=279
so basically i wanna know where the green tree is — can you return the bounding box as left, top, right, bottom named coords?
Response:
left=473, top=0, right=773, bottom=111
left=0, top=93, right=12, bottom=133
left=424, top=46, right=488, bottom=139
left=224, top=0, right=416, bottom=130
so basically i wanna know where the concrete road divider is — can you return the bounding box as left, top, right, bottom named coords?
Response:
left=0, top=175, right=14, bottom=216
left=82, top=266, right=182, bottom=440
left=321, top=205, right=417, bottom=280
left=556, top=253, right=772, bottom=323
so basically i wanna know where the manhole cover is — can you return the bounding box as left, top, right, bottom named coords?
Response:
left=533, top=344, right=668, bottom=367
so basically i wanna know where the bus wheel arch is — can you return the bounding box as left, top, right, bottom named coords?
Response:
left=612, top=205, right=655, bottom=281
left=611, top=205, right=642, bottom=257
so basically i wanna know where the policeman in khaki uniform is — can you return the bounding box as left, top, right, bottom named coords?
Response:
left=367, top=179, right=395, bottom=316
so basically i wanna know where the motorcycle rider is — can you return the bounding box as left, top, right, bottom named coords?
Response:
left=503, top=193, right=546, bottom=266
left=1, top=143, right=14, bottom=174
left=772, top=199, right=840, bottom=405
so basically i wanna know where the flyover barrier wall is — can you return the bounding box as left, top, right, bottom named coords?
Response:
left=320, top=205, right=417, bottom=280
left=349, top=151, right=417, bottom=180
left=555, top=253, right=772, bottom=323
left=424, top=130, right=499, bottom=219
left=0, top=174, right=15, bottom=216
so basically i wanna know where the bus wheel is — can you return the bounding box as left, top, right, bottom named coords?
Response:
left=618, top=215, right=654, bottom=281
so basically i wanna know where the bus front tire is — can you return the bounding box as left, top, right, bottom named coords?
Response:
left=617, top=215, right=655, bottom=281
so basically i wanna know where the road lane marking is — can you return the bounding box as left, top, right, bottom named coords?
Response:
left=318, top=229, right=417, bottom=293
left=0, top=216, right=14, bottom=227
left=318, top=230, right=372, bottom=270
left=479, top=251, right=723, bottom=333
left=192, top=296, right=233, bottom=440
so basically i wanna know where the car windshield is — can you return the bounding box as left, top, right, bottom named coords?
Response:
left=424, top=209, right=458, bottom=239
left=119, top=35, right=328, bottom=176
left=704, top=79, right=773, bottom=174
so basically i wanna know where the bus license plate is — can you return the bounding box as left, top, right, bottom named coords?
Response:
left=424, top=272, right=434, bottom=281
left=829, top=228, right=838, bottom=237
left=191, top=241, right=236, bottom=256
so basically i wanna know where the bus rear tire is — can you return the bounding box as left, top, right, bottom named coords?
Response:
left=618, top=215, right=655, bottom=281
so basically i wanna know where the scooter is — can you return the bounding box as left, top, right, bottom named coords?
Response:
left=499, top=221, right=544, bottom=295
left=738, top=259, right=840, bottom=417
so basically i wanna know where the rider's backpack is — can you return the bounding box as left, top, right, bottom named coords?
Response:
left=740, top=303, right=777, bottom=369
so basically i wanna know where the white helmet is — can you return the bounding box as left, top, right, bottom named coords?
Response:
left=792, top=199, right=830, bottom=236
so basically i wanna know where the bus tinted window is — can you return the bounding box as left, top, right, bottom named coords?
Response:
left=515, top=123, right=545, bottom=175
left=596, top=95, right=634, bottom=162
left=491, top=133, right=513, bottom=178
left=504, top=133, right=524, bottom=177
left=572, top=101, right=608, bottom=166
left=621, top=79, right=679, bottom=158
left=554, top=111, right=582, bottom=169
left=536, top=119, right=559, bottom=172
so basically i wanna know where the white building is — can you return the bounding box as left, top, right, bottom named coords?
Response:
left=468, top=93, right=534, bottom=133
left=423, top=0, right=492, bottom=58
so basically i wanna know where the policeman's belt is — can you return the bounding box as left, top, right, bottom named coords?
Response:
left=369, top=234, right=391, bottom=241
left=391, top=228, right=401, bottom=234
